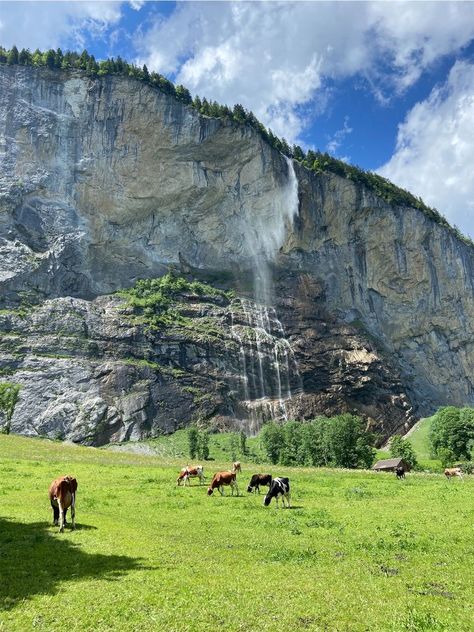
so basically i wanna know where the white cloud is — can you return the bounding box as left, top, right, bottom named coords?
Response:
left=326, top=116, right=353, bottom=155
left=379, top=61, right=474, bottom=239
left=0, top=1, right=122, bottom=51
left=137, top=2, right=474, bottom=144
left=138, top=2, right=375, bottom=140
left=369, top=1, right=474, bottom=93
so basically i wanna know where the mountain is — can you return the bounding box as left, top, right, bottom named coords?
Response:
left=1, top=63, right=473, bottom=445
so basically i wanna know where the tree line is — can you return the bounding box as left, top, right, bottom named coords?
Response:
left=1, top=45, right=472, bottom=247
left=260, top=415, right=375, bottom=469
left=429, top=406, right=474, bottom=467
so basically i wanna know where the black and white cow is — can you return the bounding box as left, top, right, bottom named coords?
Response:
left=247, top=473, right=272, bottom=494
left=263, top=477, right=291, bottom=508
left=395, top=467, right=405, bottom=480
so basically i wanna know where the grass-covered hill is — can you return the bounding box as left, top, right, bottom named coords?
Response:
left=1, top=434, right=472, bottom=631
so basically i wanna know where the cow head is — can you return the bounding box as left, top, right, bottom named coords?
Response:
left=207, top=487, right=214, bottom=496
left=263, top=493, right=272, bottom=506
left=247, top=485, right=254, bottom=493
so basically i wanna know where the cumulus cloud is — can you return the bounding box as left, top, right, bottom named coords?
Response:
left=0, top=1, right=122, bottom=51
left=369, top=1, right=474, bottom=92
left=379, top=61, right=474, bottom=239
left=138, top=2, right=474, bottom=143
left=138, top=2, right=373, bottom=140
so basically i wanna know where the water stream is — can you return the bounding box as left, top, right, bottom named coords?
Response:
left=230, top=157, right=301, bottom=434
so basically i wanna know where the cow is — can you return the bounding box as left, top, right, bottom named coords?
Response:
left=207, top=471, right=239, bottom=496
left=263, top=477, right=291, bottom=508
left=247, top=473, right=272, bottom=494
left=232, top=461, right=242, bottom=474
left=395, top=467, right=406, bottom=480
left=49, top=476, right=77, bottom=532
left=176, top=465, right=204, bottom=486
left=444, top=467, right=464, bottom=481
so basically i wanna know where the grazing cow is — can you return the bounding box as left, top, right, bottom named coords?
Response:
left=232, top=461, right=242, bottom=474
left=207, top=471, right=239, bottom=496
left=49, top=476, right=77, bottom=532
left=445, top=467, right=464, bottom=481
left=176, top=465, right=204, bottom=486
left=247, top=473, right=272, bottom=494
left=263, top=477, right=291, bottom=508
left=395, top=467, right=406, bottom=480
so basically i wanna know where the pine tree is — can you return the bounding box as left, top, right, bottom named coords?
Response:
left=188, top=426, right=199, bottom=460
left=7, top=46, right=19, bottom=65
left=44, top=49, right=56, bottom=69
left=18, top=48, right=32, bottom=65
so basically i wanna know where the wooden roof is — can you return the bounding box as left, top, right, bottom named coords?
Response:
left=373, top=458, right=407, bottom=470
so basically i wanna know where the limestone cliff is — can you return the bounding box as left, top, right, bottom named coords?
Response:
left=1, top=64, right=473, bottom=444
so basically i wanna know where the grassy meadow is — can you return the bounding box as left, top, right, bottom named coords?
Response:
left=1, top=433, right=473, bottom=631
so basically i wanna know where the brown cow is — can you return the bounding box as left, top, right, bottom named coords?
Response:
left=49, top=476, right=77, bottom=532
left=232, top=461, right=242, bottom=474
left=445, top=467, right=464, bottom=481
left=207, top=471, right=239, bottom=496
left=176, top=465, right=204, bottom=486
left=247, top=473, right=272, bottom=494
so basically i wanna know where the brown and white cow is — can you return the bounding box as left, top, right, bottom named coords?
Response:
left=177, top=465, right=204, bottom=486
left=444, top=467, right=464, bottom=481
left=49, top=476, right=77, bottom=532
left=207, top=471, right=239, bottom=496
left=232, top=461, right=242, bottom=474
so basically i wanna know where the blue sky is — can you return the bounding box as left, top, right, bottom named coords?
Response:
left=1, top=1, right=474, bottom=238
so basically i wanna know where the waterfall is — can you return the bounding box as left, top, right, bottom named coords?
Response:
left=229, top=157, right=301, bottom=434
left=250, top=157, right=299, bottom=305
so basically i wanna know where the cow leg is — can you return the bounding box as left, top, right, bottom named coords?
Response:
left=58, top=498, right=65, bottom=533
left=51, top=501, right=59, bottom=526
left=71, top=493, right=76, bottom=530
left=285, top=493, right=291, bottom=509
left=63, top=507, right=68, bottom=525
left=219, top=486, right=224, bottom=496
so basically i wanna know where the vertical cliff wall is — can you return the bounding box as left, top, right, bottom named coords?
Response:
left=1, top=64, right=473, bottom=443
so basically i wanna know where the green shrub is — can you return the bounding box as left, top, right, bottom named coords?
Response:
left=188, top=425, right=199, bottom=460
left=430, top=406, right=474, bottom=463
left=0, top=382, right=21, bottom=433
left=390, top=435, right=418, bottom=469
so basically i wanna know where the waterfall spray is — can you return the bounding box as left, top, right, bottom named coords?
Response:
left=230, top=157, right=301, bottom=434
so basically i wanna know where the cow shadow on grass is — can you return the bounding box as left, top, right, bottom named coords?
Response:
left=0, top=517, right=144, bottom=611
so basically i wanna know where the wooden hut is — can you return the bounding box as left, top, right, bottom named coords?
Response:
left=373, top=458, right=410, bottom=472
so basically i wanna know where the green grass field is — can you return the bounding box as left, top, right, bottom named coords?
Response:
left=1, top=434, right=473, bottom=631
left=405, top=417, right=435, bottom=462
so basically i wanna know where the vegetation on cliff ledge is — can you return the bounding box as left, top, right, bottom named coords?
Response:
left=1, top=44, right=472, bottom=247
left=116, top=272, right=233, bottom=329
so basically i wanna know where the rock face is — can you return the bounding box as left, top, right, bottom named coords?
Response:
left=1, top=64, right=473, bottom=444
